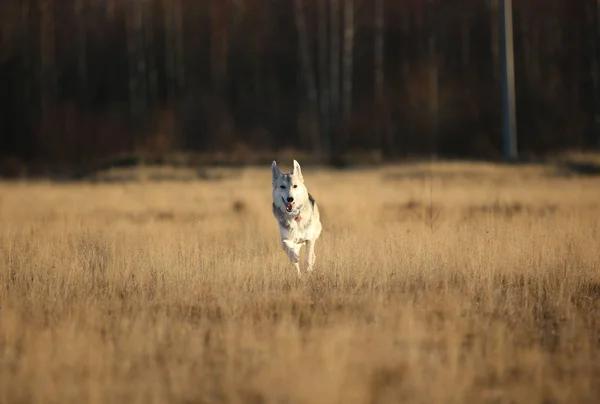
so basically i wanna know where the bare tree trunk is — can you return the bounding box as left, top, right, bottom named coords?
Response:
left=20, top=0, right=33, bottom=109
left=39, top=0, right=56, bottom=124
left=374, top=0, right=384, bottom=102
left=490, top=0, right=500, bottom=83
left=294, top=0, right=322, bottom=152
left=428, top=0, right=439, bottom=151
left=173, top=0, right=185, bottom=91
left=75, top=0, right=87, bottom=103
left=374, top=0, right=393, bottom=154
left=163, top=0, right=185, bottom=95
left=585, top=0, right=600, bottom=148
left=318, top=0, right=329, bottom=145
left=531, top=15, right=542, bottom=86
left=330, top=0, right=341, bottom=135
left=144, top=1, right=159, bottom=107
left=500, top=0, right=518, bottom=159
left=126, top=0, right=148, bottom=155
left=164, top=0, right=176, bottom=103
left=126, top=0, right=145, bottom=118
left=592, top=0, right=600, bottom=147
left=400, top=5, right=410, bottom=79
left=164, top=0, right=185, bottom=150
left=520, top=5, right=531, bottom=82
left=135, top=1, right=148, bottom=114
left=520, top=3, right=541, bottom=88
left=342, top=0, right=354, bottom=122
left=103, top=0, right=119, bottom=103
left=210, top=0, right=229, bottom=97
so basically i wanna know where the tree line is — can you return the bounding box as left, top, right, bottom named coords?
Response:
left=0, top=0, right=599, bottom=172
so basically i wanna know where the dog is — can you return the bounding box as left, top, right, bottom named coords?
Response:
left=271, top=160, right=322, bottom=277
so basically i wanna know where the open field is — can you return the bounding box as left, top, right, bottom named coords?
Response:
left=1, top=161, right=600, bottom=403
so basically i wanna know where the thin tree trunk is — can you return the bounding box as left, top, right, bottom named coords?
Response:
left=75, top=0, right=87, bottom=103
left=210, top=0, right=229, bottom=97
left=500, top=0, right=518, bottom=159
left=103, top=0, right=119, bottom=103
left=520, top=5, right=531, bottom=83
left=428, top=0, right=439, bottom=150
left=294, top=0, right=322, bottom=152
left=401, top=5, right=410, bottom=79
left=20, top=0, right=33, bottom=110
left=144, top=2, right=158, bottom=106
left=126, top=0, right=139, bottom=118
left=318, top=0, right=329, bottom=145
left=39, top=0, right=56, bottom=124
left=126, top=0, right=148, bottom=154
left=330, top=0, right=341, bottom=133
left=342, top=0, right=354, bottom=122
left=164, top=0, right=185, bottom=149
left=520, top=3, right=541, bottom=87
left=134, top=1, right=148, bottom=115
left=374, top=0, right=384, bottom=101
left=591, top=0, right=600, bottom=148
left=531, top=10, right=541, bottom=85
left=164, top=0, right=176, bottom=103
left=592, top=0, right=600, bottom=147
left=490, top=0, right=500, bottom=83
left=173, top=0, right=185, bottom=91
left=375, top=0, right=392, bottom=154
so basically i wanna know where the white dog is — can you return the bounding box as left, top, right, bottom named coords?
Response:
left=272, top=160, right=322, bottom=277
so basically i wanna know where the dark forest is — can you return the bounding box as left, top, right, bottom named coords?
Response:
left=1, top=0, right=599, bottom=174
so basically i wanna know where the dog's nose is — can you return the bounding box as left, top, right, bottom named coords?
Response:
left=286, top=196, right=294, bottom=203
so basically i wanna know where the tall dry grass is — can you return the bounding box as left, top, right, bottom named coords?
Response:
left=1, top=162, right=600, bottom=403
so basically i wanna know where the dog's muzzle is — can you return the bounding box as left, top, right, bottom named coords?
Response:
left=282, top=198, right=294, bottom=212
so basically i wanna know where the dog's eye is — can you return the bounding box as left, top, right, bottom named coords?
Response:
left=279, top=185, right=285, bottom=189
left=293, top=185, right=298, bottom=189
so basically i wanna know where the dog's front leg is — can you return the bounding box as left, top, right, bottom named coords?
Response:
left=306, top=239, right=316, bottom=272
left=282, top=239, right=302, bottom=277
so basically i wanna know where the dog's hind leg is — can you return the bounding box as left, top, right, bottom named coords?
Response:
left=306, top=239, right=316, bottom=272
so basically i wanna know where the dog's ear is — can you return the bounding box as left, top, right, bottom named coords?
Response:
left=292, top=160, right=303, bottom=180
left=271, top=161, right=282, bottom=184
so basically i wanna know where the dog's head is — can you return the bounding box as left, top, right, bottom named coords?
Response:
left=272, top=160, right=309, bottom=214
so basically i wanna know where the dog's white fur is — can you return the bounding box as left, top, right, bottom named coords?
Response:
left=271, top=160, right=322, bottom=277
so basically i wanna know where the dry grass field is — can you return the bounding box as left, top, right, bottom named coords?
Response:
left=1, top=161, right=600, bottom=404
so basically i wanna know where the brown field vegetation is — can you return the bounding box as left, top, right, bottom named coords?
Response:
left=1, top=162, right=600, bottom=403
